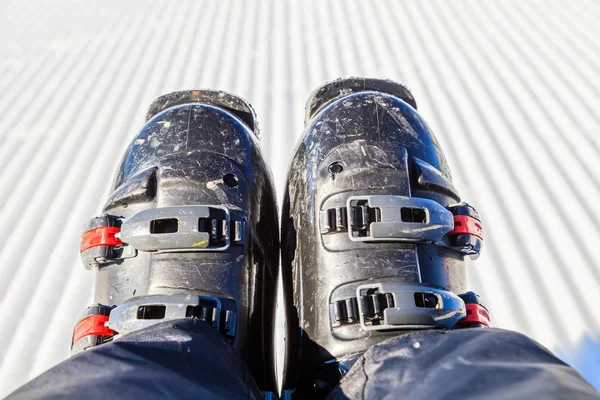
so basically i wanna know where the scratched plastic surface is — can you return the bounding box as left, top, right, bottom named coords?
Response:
left=0, top=0, right=599, bottom=395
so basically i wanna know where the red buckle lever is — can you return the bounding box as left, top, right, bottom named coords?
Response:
left=460, top=303, right=491, bottom=327
left=81, top=226, right=122, bottom=252
left=450, top=216, right=483, bottom=240
left=72, top=315, right=114, bottom=343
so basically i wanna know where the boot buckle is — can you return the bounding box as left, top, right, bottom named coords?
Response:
left=107, top=294, right=237, bottom=337
left=355, top=282, right=465, bottom=331
left=120, top=205, right=243, bottom=252
left=346, top=195, right=454, bottom=242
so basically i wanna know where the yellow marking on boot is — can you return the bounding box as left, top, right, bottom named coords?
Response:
left=192, top=239, right=208, bottom=247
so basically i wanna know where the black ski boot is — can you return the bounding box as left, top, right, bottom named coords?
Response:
left=73, top=90, right=280, bottom=392
left=281, top=78, right=487, bottom=396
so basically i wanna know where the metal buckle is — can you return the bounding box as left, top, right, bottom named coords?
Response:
left=82, top=244, right=137, bottom=268
left=445, top=203, right=483, bottom=259
left=120, top=205, right=244, bottom=252
left=107, top=294, right=236, bottom=337
left=356, top=282, right=465, bottom=331
left=80, top=215, right=138, bottom=269
left=346, top=195, right=454, bottom=242
left=71, top=304, right=115, bottom=354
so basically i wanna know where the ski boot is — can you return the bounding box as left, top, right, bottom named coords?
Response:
left=281, top=78, right=488, bottom=396
left=72, top=90, right=280, bottom=392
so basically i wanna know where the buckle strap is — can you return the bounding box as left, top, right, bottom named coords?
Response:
left=330, top=298, right=359, bottom=326
left=331, top=293, right=396, bottom=327
left=319, top=196, right=483, bottom=258
left=320, top=207, right=349, bottom=234
left=320, top=195, right=455, bottom=241
left=330, top=283, right=466, bottom=331
left=320, top=194, right=459, bottom=241
left=81, top=205, right=245, bottom=268
left=107, top=294, right=237, bottom=338
left=121, top=205, right=244, bottom=252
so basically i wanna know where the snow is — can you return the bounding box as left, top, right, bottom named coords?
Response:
left=0, top=0, right=599, bottom=396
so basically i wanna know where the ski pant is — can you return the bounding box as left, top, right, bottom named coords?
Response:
left=8, top=319, right=599, bottom=399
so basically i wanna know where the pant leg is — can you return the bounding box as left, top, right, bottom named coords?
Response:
left=329, top=328, right=599, bottom=400
left=7, top=319, right=263, bottom=400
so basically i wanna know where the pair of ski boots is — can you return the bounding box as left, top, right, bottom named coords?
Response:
left=73, top=78, right=487, bottom=397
